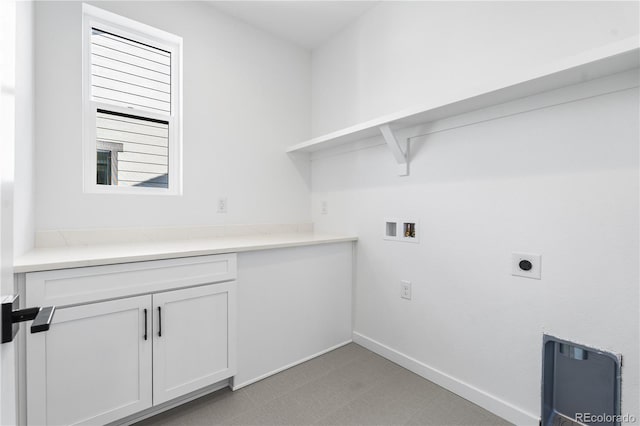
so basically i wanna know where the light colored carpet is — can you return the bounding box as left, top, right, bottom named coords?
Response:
left=135, top=343, right=512, bottom=426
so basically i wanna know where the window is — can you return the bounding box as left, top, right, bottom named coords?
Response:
left=82, top=4, right=182, bottom=194
left=96, top=150, right=112, bottom=185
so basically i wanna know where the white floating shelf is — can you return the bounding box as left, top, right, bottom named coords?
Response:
left=287, top=37, right=640, bottom=164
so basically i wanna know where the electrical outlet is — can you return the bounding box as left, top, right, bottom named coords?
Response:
left=512, top=253, right=541, bottom=279
left=217, top=197, right=228, bottom=214
left=321, top=201, right=328, bottom=215
left=400, top=280, right=411, bottom=300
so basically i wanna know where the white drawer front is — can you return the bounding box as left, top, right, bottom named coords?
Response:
left=26, top=254, right=237, bottom=307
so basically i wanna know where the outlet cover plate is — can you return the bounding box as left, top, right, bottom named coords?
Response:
left=321, top=201, right=328, bottom=215
left=217, top=197, right=228, bottom=214
left=401, top=280, right=412, bottom=300
left=512, top=253, right=541, bottom=280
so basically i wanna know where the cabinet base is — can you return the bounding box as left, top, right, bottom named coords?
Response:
left=108, top=379, right=231, bottom=426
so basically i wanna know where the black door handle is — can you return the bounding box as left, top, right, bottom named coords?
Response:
left=158, top=306, right=162, bottom=337
left=1, top=295, right=56, bottom=343
left=31, top=306, right=56, bottom=333
left=143, top=308, right=148, bottom=340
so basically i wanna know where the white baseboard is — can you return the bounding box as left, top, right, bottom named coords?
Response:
left=232, top=339, right=353, bottom=390
left=352, top=332, right=539, bottom=426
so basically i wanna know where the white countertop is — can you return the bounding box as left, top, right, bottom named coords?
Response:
left=14, top=233, right=358, bottom=273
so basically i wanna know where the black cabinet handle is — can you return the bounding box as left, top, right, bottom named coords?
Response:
left=158, top=306, right=162, bottom=337
left=143, top=308, right=148, bottom=341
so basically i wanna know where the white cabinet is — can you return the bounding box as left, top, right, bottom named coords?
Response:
left=25, top=255, right=237, bottom=426
left=26, top=296, right=153, bottom=426
left=153, top=283, right=236, bottom=404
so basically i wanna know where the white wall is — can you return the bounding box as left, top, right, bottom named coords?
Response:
left=312, top=1, right=640, bottom=135
left=312, top=75, right=639, bottom=425
left=34, top=1, right=311, bottom=231
left=310, top=2, right=639, bottom=424
left=13, top=1, right=35, bottom=257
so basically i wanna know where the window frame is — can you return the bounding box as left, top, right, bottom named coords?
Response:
left=82, top=4, right=183, bottom=195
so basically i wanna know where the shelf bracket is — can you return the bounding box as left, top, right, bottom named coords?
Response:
left=379, top=124, right=409, bottom=176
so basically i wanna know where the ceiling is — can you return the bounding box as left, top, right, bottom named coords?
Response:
left=208, top=1, right=378, bottom=50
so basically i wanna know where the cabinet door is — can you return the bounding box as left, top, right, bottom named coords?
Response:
left=27, top=296, right=152, bottom=425
left=153, top=282, right=236, bottom=404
